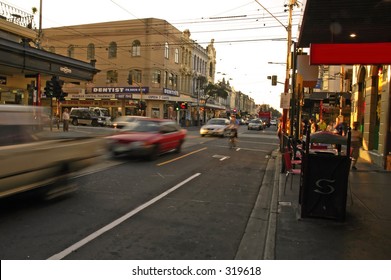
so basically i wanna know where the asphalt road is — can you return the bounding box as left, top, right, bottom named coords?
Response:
left=0, top=125, right=279, bottom=260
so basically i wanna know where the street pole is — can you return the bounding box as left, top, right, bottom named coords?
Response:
left=282, top=0, right=294, bottom=136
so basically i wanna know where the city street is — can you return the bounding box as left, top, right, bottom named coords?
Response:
left=0, top=125, right=280, bottom=260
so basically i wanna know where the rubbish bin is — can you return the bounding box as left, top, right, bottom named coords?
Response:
left=299, top=130, right=351, bottom=221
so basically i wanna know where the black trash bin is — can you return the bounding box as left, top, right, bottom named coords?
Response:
left=299, top=130, right=351, bottom=221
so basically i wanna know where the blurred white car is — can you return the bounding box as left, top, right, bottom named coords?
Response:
left=111, top=115, right=147, bottom=129
left=247, top=119, right=265, bottom=130
left=200, top=118, right=230, bottom=137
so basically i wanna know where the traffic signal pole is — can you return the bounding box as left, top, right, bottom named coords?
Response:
left=282, top=0, right=294, bottom=137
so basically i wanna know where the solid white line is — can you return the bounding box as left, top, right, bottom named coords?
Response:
left=47, top=173, right=202, bottom=260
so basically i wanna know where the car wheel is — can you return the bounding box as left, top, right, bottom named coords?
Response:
left=146, top=144, right=159, bottom=161
left=200, top=134, right=205, bottom=137
left=175, top=140, right=183, bottom=153
left=72, top=119, right=78, bottom=126
left=91, top=120, right=98, bottom=127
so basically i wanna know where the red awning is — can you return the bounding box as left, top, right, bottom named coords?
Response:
left=310, top=43, right=391, bottom=65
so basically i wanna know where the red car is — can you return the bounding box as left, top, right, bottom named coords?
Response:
left=106, top=118, right=186, bottom=160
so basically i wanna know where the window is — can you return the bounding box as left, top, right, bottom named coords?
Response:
left=128, top=69, right=142, bottom=84
left=132, top=40, right=141, bottom=56
left=67, top=45, right=74, bottom=58
left=107, top=70, right=118, bottom=83
left=108, top=42, right=117, bottom=59
left=168, top=73, right=174, bottom=86
left=164, top=71, right=168, bottom=87
left=164, top=42, right=169, bottom=59
left=87, top=43, right=95, bottom=60
left=152, top=70, right=161, bottom=84
left=175, top=48, right=179, bottom=63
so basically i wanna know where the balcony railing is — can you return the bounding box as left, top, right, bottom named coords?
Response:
left=0, top=1, right=36, bottom=29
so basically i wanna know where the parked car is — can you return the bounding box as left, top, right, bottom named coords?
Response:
left=110, top=115, right=147, bottom=129
left=89, top=107, right=112, bottom=126
left=200, top=118, right=230, bottom=137
left=247, top=119, right=265, bottom=130
left=69, top=108, right=104, bottom=126
left=106, top=118, right=186, bottom=160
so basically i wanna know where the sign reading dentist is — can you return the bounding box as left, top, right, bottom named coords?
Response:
left=92, top=87, right=149, bottom=94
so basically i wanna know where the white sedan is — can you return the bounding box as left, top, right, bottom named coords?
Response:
left=200, top=118, right=230, bottom=137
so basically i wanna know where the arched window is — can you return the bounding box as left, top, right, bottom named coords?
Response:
left=132, top=40, right=141, bottom=56
left=128, top=69, right=142, bottom=84
left=67, top=45, right=74, bottom=58
left=108, top=42, right=117, bottom=59
left=164, top=42, right=169, bottom=59
left=175, top=48, right=179, bottom=63
left=87, top=43, right=95, bottom=60
left=152, top=70, right=161, bottom=84
left=106, top=70, right=118, bottom=83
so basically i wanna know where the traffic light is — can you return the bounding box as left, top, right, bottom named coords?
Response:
left=52, top=77, right=64, bottom=98
left=44, top=80, right=54, bottom=97
left=271, top=75, right=277, bottom=86
left=58, top=92, right=68, bottom=102
left=180, top=102, right=188, bottom=109
left=175, top=102, right=180, bottom=111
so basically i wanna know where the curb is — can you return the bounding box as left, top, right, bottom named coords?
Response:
left=235, top=149, right=279, bottom=259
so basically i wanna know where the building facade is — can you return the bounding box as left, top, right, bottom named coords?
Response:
left=0, top=1, right=98, bottom=113
left=42, top=18, right=223, bottom=124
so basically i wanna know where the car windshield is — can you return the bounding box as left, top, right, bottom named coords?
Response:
left=101, top=109, right=110, bottom=116
left=207, top=119, right=226, bottom=125
left=250, top=120, right=260, bottom=123
left=124, top=120, right=160, bottom=132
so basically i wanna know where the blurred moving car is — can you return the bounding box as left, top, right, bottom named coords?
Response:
left=200, top=118, right=230, bottom=137
left=106, top=118, right=186, bottom=160
left=0, top=105, right=104, bottom=199
left=247, top=119, right=265, bottom=130
left=111, top=115, right=147, bottom=129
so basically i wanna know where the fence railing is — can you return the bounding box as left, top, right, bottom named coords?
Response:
left=0, top=1, right=36, bottom=29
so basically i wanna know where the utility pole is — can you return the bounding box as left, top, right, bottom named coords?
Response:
left=282, top=0, right=295, bottom=136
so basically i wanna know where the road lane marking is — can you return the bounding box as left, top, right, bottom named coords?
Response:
left=47, top=173, right=202, bottom=260
left=156, top=147, right=207, bottom=166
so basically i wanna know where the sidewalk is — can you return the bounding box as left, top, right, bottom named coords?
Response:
left=273, top=153, right=391, bottom=260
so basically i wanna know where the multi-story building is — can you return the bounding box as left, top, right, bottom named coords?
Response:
left=42, top=18, right=220, bottom=124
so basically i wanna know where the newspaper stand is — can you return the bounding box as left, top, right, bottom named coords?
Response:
left=299, top=128, right=351, bottom=221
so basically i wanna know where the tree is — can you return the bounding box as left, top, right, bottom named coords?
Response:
left=203, top=81, right=229, bottom=100
left=202, top=81, right=229, bottom=120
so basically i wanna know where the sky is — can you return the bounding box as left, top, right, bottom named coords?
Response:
left=5, top=0, right=302, bottom=111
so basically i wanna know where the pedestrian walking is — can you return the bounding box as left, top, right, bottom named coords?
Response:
left=351, top=121, right=363, bottom=170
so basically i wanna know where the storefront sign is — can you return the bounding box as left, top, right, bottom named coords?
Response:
left=68, top=93, right=115, bottom=99
left=280, top=92, right=291, bottom=109
left=60, top=66, right=72, bottom=74
left=91, top=87, right=149, bottom=93
left=163, top=88, right=179, bottom=96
